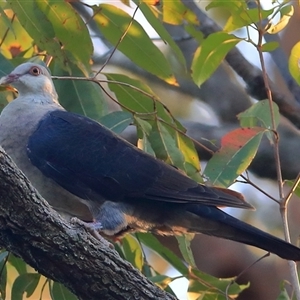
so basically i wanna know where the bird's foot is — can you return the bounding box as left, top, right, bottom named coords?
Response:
left=70, top=217, right=113, bottom=246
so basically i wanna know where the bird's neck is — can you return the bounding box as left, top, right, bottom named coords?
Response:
left=15, top=80, right=59, bottom=105
left=17, top=90, right=59, bottom=105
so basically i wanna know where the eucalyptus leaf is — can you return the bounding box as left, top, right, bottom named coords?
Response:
left=175, top=235, right=196, bottom=267
left=11, top=273, right=41, bottom=300
left=136, top=233, right=188, bottom=275
left=191, top=33, right=241, bottom=86
left=94, top=4, right=176, bottom=84
left=136, top=2, right=187, bottom=71
left=204, top=127, right=265, bottom=187
left=36, top=0, right=93, bottom=74
left=50, top=281, right=77, bottom=300
left=289, top=41, right=300, bottom=86
left=237, top=100, right=280, bottom=129
left=162, top=0, right=198, bottom=25
left=99, top=111, right=133, bottom=134
left=53, top=63, right=108, bottom=120
left=121, top=235, right=143, bottom=271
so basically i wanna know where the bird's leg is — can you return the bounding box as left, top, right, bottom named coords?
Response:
left=76, top=201, right=132, bottom=237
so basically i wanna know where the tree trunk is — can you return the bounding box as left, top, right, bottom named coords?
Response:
left=0, top=147, right=176, bottom=300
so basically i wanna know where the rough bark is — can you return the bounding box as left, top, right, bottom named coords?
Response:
left=0, top=147, right=176, bottom=300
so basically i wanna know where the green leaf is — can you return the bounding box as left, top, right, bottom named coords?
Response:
left=135, top=117, right=153, bottom=136
left=206, top=0, right=243, bottom=11
left=121, top=235, right=143, bottom=271
left=11, top=273, right=41, bottom=300
left=261, top=41, right=279, bottom=52
left=191, top=32, right=241, bottom=86
left=106, top=73, right=175, bottom=124
left=0, top=252, right=8, bottom=264
left=105, top=73, right=157, bottom=114
left=277, top=281, right=291, bottom=300
left=136, top=2, right=187, bottom=71
left=0, top=4, right=37, bottom=59
left=237, top=100, right=280, bottom=129
left=0, top=5, right=15, bottom=36
left=0, top=251, right=8, bottom=300
left=175, top=234, right=196, bottom=267
left=188, top=267, right=249, bottom=298
left=53, top=62, right=108, bottom=120
left=107, top=73, right=202, bottom=177
left=99, top=111, right=133, bottom=134
left=204, top=127, right=265, bottom=187
left=226, top=9, right=274, bottom=32
left=50, top=281, right=77, bottom=300
left=35, top=0, right=93, bottom=74
left=8, top=254, right=27, bottom=275
left=184, top=23, right=204, bottom=44
left=174, top=120, right=202, bottom=182
left=105, top=73, right=201, bottom=177
left=0, top=262, right=7, bottom=300
left=0, top=55, right=14, bottom=112
left=93, top=4, right=176, bottom=85
left=150, top=273, right=177, bottom=295
left=135, top=117, right=156, bottom=156
left=208, top=1, right=274, bottom=32
left=149, top=275, right=174, bottom=290
left=136, top=233, right=188, bottom=275
left=7, top=0, right=92, bottom=72
left=289, top=41, right=300, bottom=86
left=7, top=0, right=64, bottom=63
left=276, top=288, right=291, bottom=300
left=0, top=55, right=18, bottom=76
left=149, top=121, right=185, bottom=169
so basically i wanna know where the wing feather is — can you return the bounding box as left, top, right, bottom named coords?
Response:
left=27, top=110, right=252, bottom=209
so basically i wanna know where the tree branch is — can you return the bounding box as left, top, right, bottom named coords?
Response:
left=0, top=147, right=176, bottom=300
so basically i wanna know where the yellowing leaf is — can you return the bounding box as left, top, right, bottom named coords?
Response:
left=289, top=42, right=300, bottom=86
left=162, top=0, right=198, bottom=25
left=267, top=5, right=294, bottom=34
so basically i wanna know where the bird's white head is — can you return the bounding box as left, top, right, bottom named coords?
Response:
left=0, top=63, right=59, bottom=104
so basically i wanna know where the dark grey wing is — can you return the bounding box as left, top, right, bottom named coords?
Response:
left=27, top=110, right=251, bottom=209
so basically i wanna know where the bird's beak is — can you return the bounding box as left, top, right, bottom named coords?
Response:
left=0, top=74, right=19, bottom=92
left=0, top=73, right=19, bottom=85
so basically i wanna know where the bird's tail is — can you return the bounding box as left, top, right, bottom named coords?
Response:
left=187, top=205, right=300, bottom=261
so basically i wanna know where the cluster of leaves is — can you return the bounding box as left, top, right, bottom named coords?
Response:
left=0, top=250, right=77, bottom=300
left=0, top=0, right=297, bottom=299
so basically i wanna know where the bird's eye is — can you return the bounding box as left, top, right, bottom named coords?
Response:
left=29, top=67, right=41, bottom=76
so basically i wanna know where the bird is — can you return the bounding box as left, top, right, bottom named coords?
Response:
left=0, top=62, right=300, bottom=261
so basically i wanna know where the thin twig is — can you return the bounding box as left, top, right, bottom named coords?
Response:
left=256, top=2, right=300, bottom=299
left=225, top=253, right=270, bottom=299
left=0, top=13, right=16, bottom=48
left=92, top=5, right=140, bottom=77
left=239, top=174, right=280, bottom=204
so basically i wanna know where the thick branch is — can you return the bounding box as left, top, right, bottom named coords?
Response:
left=0, top=147, right=176, bottom=300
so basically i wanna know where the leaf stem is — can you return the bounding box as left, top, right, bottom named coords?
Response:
left=256, top=1, right=300, bottom=298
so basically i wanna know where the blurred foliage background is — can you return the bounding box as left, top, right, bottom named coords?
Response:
left=1, top=0, right=300, bottom=299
